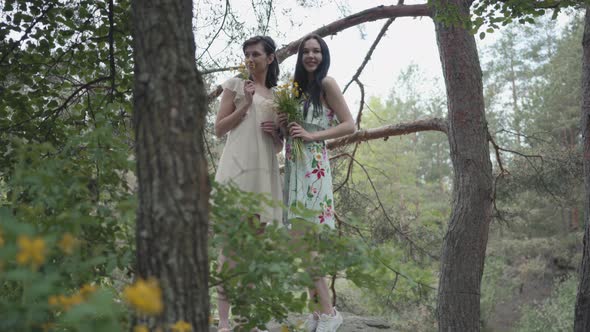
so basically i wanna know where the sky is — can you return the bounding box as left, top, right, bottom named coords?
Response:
left=197, top=0, right=577, bottom=121
left=200, top=0, right=497, bottom=117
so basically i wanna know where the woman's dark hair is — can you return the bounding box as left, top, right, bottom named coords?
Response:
left=242, top=35, right=279, bottom=88
left=294, top=34, right=331, bottom=118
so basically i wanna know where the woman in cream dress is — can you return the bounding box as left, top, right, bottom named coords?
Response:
left=214, top=35, right=282, bottom=332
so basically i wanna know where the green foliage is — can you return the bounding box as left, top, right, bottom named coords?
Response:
left=209, top=181, right=420, bottom=330
left=515, top=276, right=577, bottom=332
left=429, top=0, right=585, bottom=39
left=328, top=66, right=447, bottom=327
left=0, top=207, right=127, bottom=332
left=479, top=15, right=584, bottom=329
left=472, top=0, right=585, bottom=37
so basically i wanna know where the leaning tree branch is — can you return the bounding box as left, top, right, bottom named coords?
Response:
left=327, top=117, right=448, bottom=150
left=205, top=3, right=431, bottom=100
left=275, top=4, right=431, bottom=62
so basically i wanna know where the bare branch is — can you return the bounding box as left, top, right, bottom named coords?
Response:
left=335, top=153, right=439, bottom=260
left=275, top=4, right=431, bottom=62
left=327, top=117, right=448, bottom=150
left=342, top=0, right=404, bottom=94
left=201, top=65, right=242, bottom=75
left=198, top=0, right=230, bottom=60
left=487, top=131, right=509, bottom=223
left=354, top=78, right=365, bottom=129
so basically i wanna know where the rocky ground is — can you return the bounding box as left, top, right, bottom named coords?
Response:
left=210, top=311, right=396, bottom=331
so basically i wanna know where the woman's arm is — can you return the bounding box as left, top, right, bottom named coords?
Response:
left=288, top=76, right=355, bottom=141
left=214, top=83, right=253, bottom=138
left=261, top=120, right=284, bottom=154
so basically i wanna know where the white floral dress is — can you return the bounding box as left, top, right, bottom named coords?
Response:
left=215, top=77, right=283, bottom=225
left=283, top=102, right=338, bottom=229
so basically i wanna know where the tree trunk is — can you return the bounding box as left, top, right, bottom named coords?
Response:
left=433, top=1, right=493, bottom=331
left=132, top=0, right=210, bottom=330
left=575, top=6, right=590, bottom=332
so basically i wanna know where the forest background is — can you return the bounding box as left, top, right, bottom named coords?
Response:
left=1, top=0, right=589, bottom=331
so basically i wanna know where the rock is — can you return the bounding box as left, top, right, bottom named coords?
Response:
left=211, top=311, right=395, bottom=331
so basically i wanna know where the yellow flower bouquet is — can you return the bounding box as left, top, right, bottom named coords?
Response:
left=236, top=60, right=253, bottom=80
left=274, top=80, right=305, bottom=160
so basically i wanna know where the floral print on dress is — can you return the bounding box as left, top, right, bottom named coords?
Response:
left=283, top=103, right=337, bottom=229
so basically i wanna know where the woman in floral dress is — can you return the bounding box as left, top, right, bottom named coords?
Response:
left=279, top=34, right=355, bottom=332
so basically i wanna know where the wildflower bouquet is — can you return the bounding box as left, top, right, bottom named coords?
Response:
left=274, top=80, right=305, bottom=160
left=236, top=60, right=253, bottom=80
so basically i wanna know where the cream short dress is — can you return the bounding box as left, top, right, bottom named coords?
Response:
left=214, top=77, right=283, bottom=225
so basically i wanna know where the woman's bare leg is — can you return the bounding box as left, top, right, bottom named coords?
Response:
left=217, top=251, right=236, bottom=330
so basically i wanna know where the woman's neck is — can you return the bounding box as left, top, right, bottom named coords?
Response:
left=251, top=71, right=267, bottom=87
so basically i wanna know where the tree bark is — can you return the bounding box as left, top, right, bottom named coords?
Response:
left=275, top=4, right=431, bottom=61
left=433, top=1, right=493, bottom=331
left=575, top=6, right=590, bottom=332
left=326, top=117, right=447, bottom=150
left=132, top=0, right=210, bottom=330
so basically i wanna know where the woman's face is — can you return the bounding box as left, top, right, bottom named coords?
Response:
left=301, top=38, right=322, bottom=73
left=244, top=42, right=272, bottom=75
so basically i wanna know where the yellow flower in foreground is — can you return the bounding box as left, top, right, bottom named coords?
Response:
left=58, top=233, right=78, bottom=255
left=281, top=325, right=290, bottom=332
left=123, top=278, right=163, bottom=315
left=41, top=322, right=55, bottom=332
left=48, top=284, right=97, bottom=311
left=79, top=283, right=97, bottom=297
left=170, top=320, right=192, bottom=332
left=133, top=325, right=149, bottom=332
left=16, top=235, right=45, bottom=268
left=48, top=294, right=83, bottom=310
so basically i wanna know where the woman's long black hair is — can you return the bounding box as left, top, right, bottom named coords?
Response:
left=242, top=35, right=279, bottom=88
left=293, top=34, right=331, bottom=118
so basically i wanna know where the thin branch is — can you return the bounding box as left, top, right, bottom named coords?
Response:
left=336, top=153, right=439, bottom=260
left=494, top=128, right=550, bottom=144
left=334, top=78, right=365, bottom=192
left=327, top=117, right=448, bottom=150
left=198, top=0, right=230, bottom=60
left=261, top=0, right=273, bottom=35
left=108, top=0, right=116, bottom=101
left=0, top=2, right=56, bottom=65
left=1, top=76, right=111, bottom=131
left=487, top=131, right=509, bottom=223
left=338, top=212, right=436, bottom=291
left=354, top=78, right=365, bottom=129
left=201, top=65, right=242, bottom=75
left=385, top=272, right=400, bottom=306
left=487, top=131, right=508, bottom=176
left=342, top=0, right=403, bottom=94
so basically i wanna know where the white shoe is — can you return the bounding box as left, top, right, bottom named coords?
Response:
left=315, top=308, right=343, bottom=332
left=304, top=312, right=319, bottom=331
